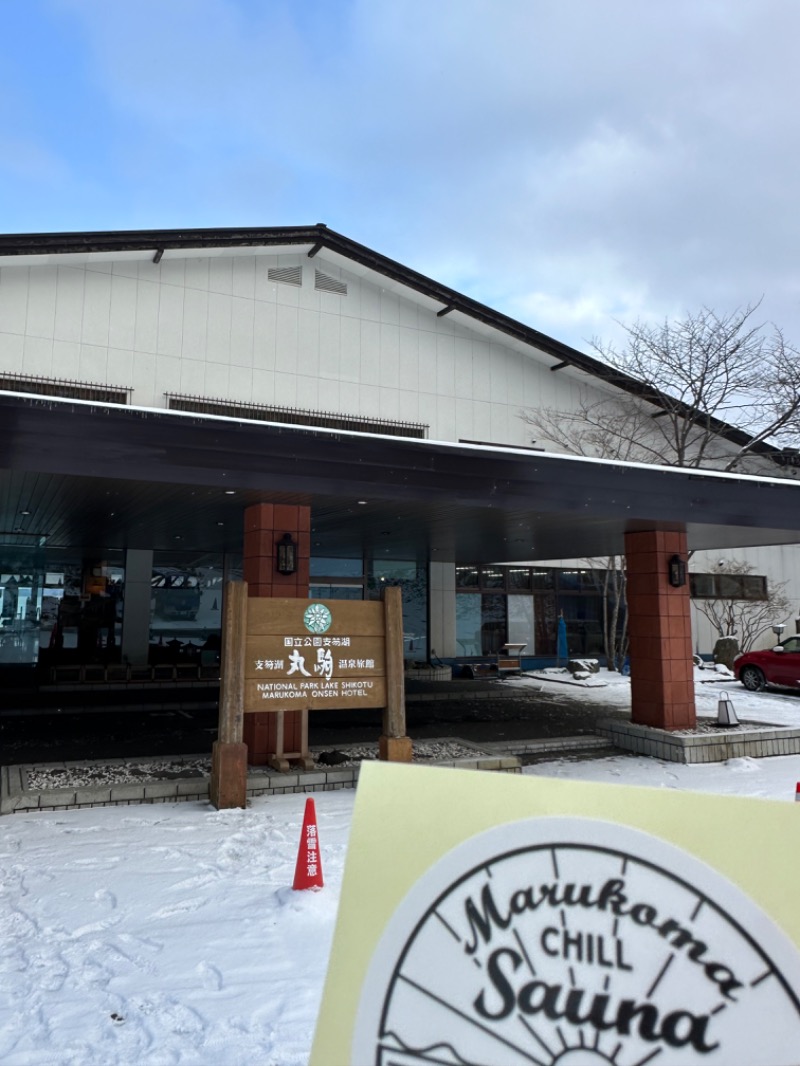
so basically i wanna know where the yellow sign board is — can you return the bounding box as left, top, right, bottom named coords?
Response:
left=311, top=763, right=800, bottom=1065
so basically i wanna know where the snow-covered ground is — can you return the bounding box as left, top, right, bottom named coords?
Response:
left=3, top=674, right=800, bottom=1064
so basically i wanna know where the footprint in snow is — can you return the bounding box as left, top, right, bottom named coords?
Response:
left=94, top=888, right=117, bottom=910
left=150, top=897, right=205, bottom=920
left=197, top=961, right=223, bottom=991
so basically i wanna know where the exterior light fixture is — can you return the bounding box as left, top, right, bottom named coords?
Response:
left=715, top=693, right=739, bottom=728
left=276, top=532, right=298, bottom=575
left=668, top=554, right=687, bottom=588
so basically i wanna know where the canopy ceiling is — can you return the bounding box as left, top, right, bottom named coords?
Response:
left=2, top=393, right=800, bottom=563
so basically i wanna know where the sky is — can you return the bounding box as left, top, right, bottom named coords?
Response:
left=2, top=0, right=800, bottom=354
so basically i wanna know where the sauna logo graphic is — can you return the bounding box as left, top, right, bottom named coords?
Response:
left=352, top=819, right=800, bottom=1065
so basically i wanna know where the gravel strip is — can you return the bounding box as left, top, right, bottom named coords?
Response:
left=24, top=740, right=491, bottom=790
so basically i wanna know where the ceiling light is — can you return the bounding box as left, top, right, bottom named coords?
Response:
left=20, top=509, right=30, bottom=516
left=224, top=490, right=236, bottom=495
left=357, top=500, right=367, bottom=505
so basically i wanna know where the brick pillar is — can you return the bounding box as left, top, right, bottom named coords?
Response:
left=625, top=529, right=696, bottom=730
left=242, top=503, right=310, bottom=764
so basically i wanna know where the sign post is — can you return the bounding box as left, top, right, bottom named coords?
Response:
left=379, top=586, right=411, bottom=762
left=210, top=582, right=410, bottom=810
left=209, top=580, right=248, bottom=810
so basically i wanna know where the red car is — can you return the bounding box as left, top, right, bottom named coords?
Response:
left=734, top=636, right=800, bottom=691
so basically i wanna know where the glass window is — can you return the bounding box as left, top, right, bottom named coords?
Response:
left=149, top=553, right=223, bottom=661
left=456, top=594, right=482, bottom=656
left=507, top=568, right=532, bottom=591
left=534, top=593, right=557, bottom=655
left=741, top=575, right=768, bottom=600
left=532, top=568, right=554, bottom=590
left=558, top=569, right=599, bottom=591
left=556, top=569, right=582, bottom=591
left=367, top=560, right=428, bottom=661
left=507, top=596, right=534, bottom=652
left=716, top=574, right=742, bottom=600
left=558, top=594, right=605, bottom=656
left=310, top=557, right=363, bottom=578
left=690, top=573, right=715, bottom=598
left=690, top=573, right=768, bottom=600
left=481, top=568, right=505, bottom=590
left=455, top=566, right=479, bottom=589
left=309, top=584, right=363, bottom=601
left=480, top=594, right=507, bottom=654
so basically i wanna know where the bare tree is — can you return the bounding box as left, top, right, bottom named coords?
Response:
left=521, top=303, right=800, bottom=669
left=524, top=303, right=800, bottom=472
left=694, top=562, right=791, bottom=653
left=581, top=556, right=629, bottom=671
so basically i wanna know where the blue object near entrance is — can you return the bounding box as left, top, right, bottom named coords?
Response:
left=557, top=615, right=568, bottom=662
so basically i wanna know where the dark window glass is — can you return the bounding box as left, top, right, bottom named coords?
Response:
left=690, top=573, right=768, bottom=600
left=532, top=569, right=554, bottom=590
left=690, top=574, right=715, bottom=598
left=481, top=568, right=505, bottom=590
left=456, top=595, right=482, bottom=655
left=309, top=584, right=363, bottom=601
left=310, top=557, right=363, bottom=578
left=534, top=593, right=557, bottom=654
left=557, top=594, right=604, bottom=656
left=741, top=575, right=768, bottom=600
left=557, top=570, right=582, bottom=591
left=480, top=594, right=507, bottom=654
left=455, top=566, right=480, bottom=589
left=507, top=567, right=532, bottom=591
left=367, top=560, right=427, bottom=661
left=716, top=574, right=741, bottom=600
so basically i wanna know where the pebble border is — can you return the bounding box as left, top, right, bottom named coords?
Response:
left=0, top=741, right=522, bottom=815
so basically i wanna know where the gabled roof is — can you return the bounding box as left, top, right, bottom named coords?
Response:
left=0, top=222, right=791, bottom=466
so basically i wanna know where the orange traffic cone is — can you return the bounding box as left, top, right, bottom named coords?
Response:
left=292, top=797, right=324, bottom=890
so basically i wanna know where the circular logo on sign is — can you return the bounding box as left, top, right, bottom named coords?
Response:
left=303, top=602, right=332, bottom=634
left=352, top=818, right=800, bottom=1065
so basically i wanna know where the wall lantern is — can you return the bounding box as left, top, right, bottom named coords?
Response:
left=668, top=554, right=687, bottom=588
left=276, top=532, right=298, bottom=575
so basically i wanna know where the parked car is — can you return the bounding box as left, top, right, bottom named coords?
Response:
left=734, top=636, right=800, bottom=691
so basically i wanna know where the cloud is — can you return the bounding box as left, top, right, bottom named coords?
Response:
left=4, top=0, right=800, bottom=355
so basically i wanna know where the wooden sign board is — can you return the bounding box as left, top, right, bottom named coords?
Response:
left=209, top=582, right=410, bottom=810
left=244, top=599, right=387, bottom=712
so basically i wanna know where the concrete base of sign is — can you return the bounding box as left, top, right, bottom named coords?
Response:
left=209, top=741, right=248, bottom=809
left=379, top=735, right=413, bottom=762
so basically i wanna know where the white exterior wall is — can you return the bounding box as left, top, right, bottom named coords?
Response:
left=0, top=252, right=589, bottom=448
left=689, top=544, right=800, bottom=655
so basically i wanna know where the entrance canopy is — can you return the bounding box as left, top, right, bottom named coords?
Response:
left=3, top=391, right=800, bottom=561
